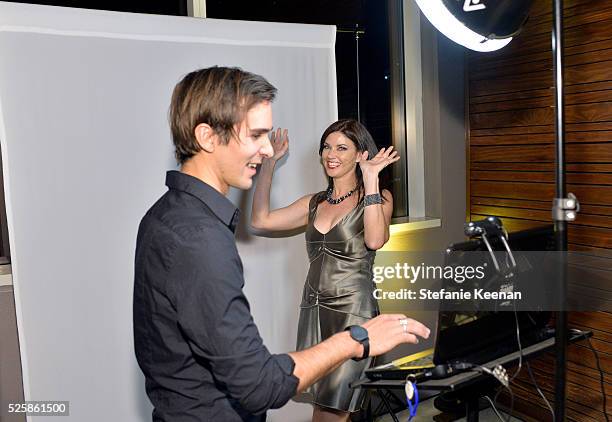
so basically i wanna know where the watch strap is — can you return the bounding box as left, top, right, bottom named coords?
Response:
left=345, top=325, right=370, bottom=361
left=359, top=337, right=370, bottom=361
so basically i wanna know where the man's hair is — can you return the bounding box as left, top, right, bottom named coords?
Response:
left=169, top=66, right=277, bottom=164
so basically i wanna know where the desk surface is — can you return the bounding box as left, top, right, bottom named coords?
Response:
left=354, top=330, right=590, bottom=392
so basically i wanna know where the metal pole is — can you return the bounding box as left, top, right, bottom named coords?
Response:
left=388, top=0, right=408, bottom=217
left=552, top=0, right=567, bottom=420
left=355, top=24, right=361, bottom=122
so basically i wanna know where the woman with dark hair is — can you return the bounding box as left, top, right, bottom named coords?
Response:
left=251, top=119, right=398, bottom=422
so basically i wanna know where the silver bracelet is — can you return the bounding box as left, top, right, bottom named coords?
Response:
left=364, top=193, right=382, bottom=206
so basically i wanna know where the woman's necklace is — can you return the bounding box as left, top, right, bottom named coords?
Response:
left=326, top=186, right=357, bottom=205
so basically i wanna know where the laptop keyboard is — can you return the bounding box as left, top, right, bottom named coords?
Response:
left=398, top=355, right=434, bottom=369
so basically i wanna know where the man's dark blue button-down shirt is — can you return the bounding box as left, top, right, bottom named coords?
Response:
left=133, top=171, right=298, bottom=421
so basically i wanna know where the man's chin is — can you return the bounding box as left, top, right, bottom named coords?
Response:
left=232, top=179, right=253, bottom=191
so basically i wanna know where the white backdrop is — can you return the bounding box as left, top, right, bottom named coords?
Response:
left=0, top=3, right=334, bottom=421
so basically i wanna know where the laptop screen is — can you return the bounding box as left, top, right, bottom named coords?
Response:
left=433, top=225, right=554, bottom=365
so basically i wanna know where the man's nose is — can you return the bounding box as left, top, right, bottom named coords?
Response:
left=260, top=136, right=274, bottom=158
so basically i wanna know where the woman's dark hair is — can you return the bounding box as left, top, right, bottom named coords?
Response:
left=317, top=119, right=389, bottom=204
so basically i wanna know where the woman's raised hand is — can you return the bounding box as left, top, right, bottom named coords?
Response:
left=358, top=145, right=400, bottom=177
left=269, top=128, right=289, bottom=162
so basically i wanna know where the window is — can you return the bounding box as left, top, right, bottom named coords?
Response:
left=207, top=0, right=413, bottom=217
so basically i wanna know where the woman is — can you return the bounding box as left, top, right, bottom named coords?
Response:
left=251, top=119, right=398, bottom=422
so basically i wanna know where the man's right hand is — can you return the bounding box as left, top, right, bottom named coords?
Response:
left=289, top=313, right=430, bottom=393
left=360, top=314, right=430, bottom=358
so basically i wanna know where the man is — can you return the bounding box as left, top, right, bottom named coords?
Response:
left=133, top=66, right=430, bottom=421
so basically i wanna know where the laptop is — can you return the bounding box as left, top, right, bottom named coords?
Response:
left=365, top=225, right=555, bottom=381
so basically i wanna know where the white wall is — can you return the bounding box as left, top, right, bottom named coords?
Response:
left=0, top=3, right=335, bottom=421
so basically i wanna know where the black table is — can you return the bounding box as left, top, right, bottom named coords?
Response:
left=351, top=330, right=592, bottom=422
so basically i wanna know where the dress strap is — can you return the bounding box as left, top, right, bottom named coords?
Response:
left=308, top=191, right=326, bottom=220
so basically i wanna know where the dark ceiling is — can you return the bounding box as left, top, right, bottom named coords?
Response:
left=206, top=0, right=366, bottom=27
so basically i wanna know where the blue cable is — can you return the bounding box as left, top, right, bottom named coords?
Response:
left=406, top=381, right=419, bottom=421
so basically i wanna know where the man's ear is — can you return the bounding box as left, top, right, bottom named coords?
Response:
left=194, top=123, right=216, bottom=153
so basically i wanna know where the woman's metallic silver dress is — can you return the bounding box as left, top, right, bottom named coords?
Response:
left=294, top=192, right=379, bottom=412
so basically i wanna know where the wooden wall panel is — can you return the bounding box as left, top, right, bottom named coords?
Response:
left=472, top=144, right=612, bottom=163
left=466, top=1, right=612, bottom=420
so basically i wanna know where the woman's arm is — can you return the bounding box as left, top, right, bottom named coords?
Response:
left=359, top=147, right=399, bottom=250
left=251, top=129, right=312, bottom=232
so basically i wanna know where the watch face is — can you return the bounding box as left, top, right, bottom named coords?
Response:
left=350, top=325, right=368, bottom=342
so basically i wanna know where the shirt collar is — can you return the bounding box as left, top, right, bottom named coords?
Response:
left=165, top=170, right=240, bottom=232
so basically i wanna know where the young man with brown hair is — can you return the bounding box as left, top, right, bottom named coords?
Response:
left=133, top=66, right=430, bottom=422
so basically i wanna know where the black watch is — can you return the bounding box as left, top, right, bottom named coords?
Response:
left=345, top=325, right=369, bottom=361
